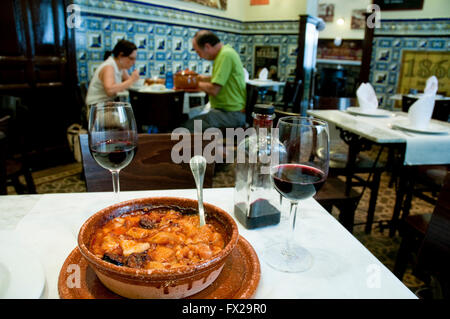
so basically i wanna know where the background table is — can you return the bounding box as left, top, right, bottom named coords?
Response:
left=308, top=109, right=450, bottom=235
left=246, top=79, right=285, bottom=103
left=0, top=188, right=416, bottom=299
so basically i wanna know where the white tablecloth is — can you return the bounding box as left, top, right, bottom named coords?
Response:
left=308, top=110, right=450, bottom=166
left=0, top=188, right=415, bottom=299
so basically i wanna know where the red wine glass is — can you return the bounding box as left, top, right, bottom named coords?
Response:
left=88, top=102, right=138, bottom=202
left=264, top=116, right=329, bottom=272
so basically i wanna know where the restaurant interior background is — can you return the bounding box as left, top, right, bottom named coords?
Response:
left=0, top=0, right=449, bottom=298
left=1, top=0, right=449, bottom=169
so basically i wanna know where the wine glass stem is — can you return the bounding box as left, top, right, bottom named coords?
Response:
left=287, top=201, right=298, bottom=252
left=111, top=170, right=120, bottom=202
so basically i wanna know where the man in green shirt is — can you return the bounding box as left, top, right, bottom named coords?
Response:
left=183, top=30, right=246, bottom=131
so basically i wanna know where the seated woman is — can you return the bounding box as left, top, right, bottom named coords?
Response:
left=86, top=39, right=140, bottom=106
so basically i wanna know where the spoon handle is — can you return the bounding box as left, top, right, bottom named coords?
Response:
left=196, top=182, right=206, bottom=227
left=190, top=156, right=207, bottom=227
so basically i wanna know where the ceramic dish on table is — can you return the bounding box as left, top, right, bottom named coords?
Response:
left=346, top=107, right=393, bottom=117
left=392, top=119, right=449, bottom=135
left=174, top=69, right=199, bottom=90
left=77, top=197, right=239, bottom=299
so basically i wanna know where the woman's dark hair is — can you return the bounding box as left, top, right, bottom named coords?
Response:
left=194, top=30, right=221, bottom=49
left=112, top=39, right=137, bottom=57
left=103, top=50, right=112, bottom=60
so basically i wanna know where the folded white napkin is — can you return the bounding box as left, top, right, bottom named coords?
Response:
left=259, top=68, right=268, bottom=80
left=243, top=68, right=249, bottom=82
left=408, top=76, right=438, bottom=129
left=356, top=82, right=378, bottom=112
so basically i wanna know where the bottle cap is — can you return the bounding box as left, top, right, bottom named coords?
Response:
left=253, top=104, right=274, bottom=115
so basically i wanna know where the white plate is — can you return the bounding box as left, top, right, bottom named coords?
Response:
left=392, top=119, right=449, bottom=135
left=0, top=232, right=45, bottom=299
left=138, top=87, right=174, bottom=93
left=346, top=107, right=393, bottom=117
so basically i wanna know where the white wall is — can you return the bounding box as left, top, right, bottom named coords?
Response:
left=318, top=0, right=450, bottom=40
left=242, top=0, right=308, bottom=21
left=318, top=0, right=371, bottom=39
left=137, top=0, right=246, bottom=21
left=138, top=0, right=309, bottom=22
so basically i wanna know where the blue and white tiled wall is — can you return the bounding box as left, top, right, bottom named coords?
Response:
left=74, top=0, right=450, bottom=110
left=370, top=18, right=450, bottom=109
left=74, top=0, right=299, bottom=85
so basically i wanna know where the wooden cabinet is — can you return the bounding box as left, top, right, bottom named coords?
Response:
left=0, top=0, right=80, bottom=169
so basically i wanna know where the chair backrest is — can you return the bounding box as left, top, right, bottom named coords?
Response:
left=401, top=95, right=415, bottom=113
left=0, top=115, right=9, bottom=135
left=273, top=109, right=299, bottom=127
left=245, top=83, right=259, bottom=125
left=129, top=89, right=185, bottom=133
left=416, top=172, right=450, bottom=297
left=314, top=96, right=357, bottom=110
left=0, top=117, right=9, bottom=194
left=280, top=81, right=296, bottom=105
left=290, top=80, right=303, bottom=114
left=0, top=95, right=31, bottom=155
left=80, top=133, right=215, bottom=192
left=402, top=95, right=450, bottom=122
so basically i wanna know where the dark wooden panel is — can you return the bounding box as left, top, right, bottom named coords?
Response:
left=373, top=0, right=424, bottom=11
left=0, top=0, right=26, bottom=57
left=0, top=0, right=82, bottom=169
left=27, top=0, right=63, bottom=56
left=80, top=133, right=215, bottom=192
left=359, top=13, right=374, bottom=84
left=296, top=15, right=321, bottom=115
left=129, top=90, right=185, bottom=133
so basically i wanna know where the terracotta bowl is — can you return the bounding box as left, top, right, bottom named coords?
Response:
left=174, top=69, right=199, bottom=90
left=78, top=197, right=239, bottom=299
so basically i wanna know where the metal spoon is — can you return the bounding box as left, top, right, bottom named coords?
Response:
left=190, top=155, right=207, bottom=227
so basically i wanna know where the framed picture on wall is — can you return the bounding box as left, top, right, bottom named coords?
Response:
left=318, top=3, right=334, bottom=22
left=351, top=9, right=366, bottom=30
left=372, top=0, right=424, bottom=11
left=183, top=0, right=227, bottom=10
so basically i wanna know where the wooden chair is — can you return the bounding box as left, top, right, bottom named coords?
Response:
left=129, top=89, right=185, bottom=133
left=394, top=172, right=450, bottom=298
left=402, top=95, right=449, bottom=122
left=79, top=133, right=215, bottom=192
left=313, top=177, right=362, bottom=233
left=314, top=96, right=357, bottom=110
left=311, top=97, right=385, bottom=234
left=0, top=97, right=36, bottom=195
left=0, top=129, right=6, bottom=195
left=272, top=80, right=302, bottom=113
left=244, top=83, right=260, bottom=126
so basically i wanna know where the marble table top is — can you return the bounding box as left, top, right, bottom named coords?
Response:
left=0, top=188, right=416, bottom=299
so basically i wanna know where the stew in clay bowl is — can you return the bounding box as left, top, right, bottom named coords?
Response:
left=78, top=197, right=239, bottom=299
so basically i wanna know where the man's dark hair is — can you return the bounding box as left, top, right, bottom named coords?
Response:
left=194, top=30, right=221, bottom=49
left=112, top=39, right=137, bottom=57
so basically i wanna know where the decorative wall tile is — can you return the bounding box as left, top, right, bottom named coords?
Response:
left=74, top=0, right=449, bottom=109
left=371, top=19, right=449, bottom=109
left=74, top=0, right=300, bottom=83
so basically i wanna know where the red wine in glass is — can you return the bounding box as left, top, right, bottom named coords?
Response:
left=271, top=164, right=326, bottom=202
left=91, top=140, right=136, bottom=171
left=263, top=116, right=329, bottom=273
left=88, top=102, right=138, bottom=202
